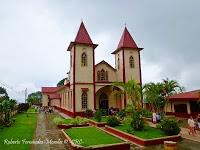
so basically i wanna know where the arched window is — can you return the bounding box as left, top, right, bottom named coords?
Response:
left=81, top=52, right=87, bottom=66
left=97, top=71, right=100, bottom=81
left=81, top=92, right=88, bottom=109
left=129, top=56, right=134, bottom=68
left=100, top=69, right=105, bottom=80
left=105, top=71, right=108, bottom=80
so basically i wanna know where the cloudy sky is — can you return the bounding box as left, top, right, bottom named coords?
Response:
left=0, top=0, right=200, bottom=102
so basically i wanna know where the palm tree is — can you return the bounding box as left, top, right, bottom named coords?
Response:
left=113, top=80, right=142, bottom=111
left=143, top=82, right=165, bottom=113
left=162, top=78, right=184, bottom=113
left=113, top=80, right=144, bottom=130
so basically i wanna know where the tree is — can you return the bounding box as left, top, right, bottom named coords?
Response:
left=26, top=91, right=42, bottom=105
left=143, top=82, right=165, bottom=113
left=113, top=80, right=142, bottom=111
left=57, top=78, right=67, bottom=87
left=143, top=78, right=183, bottom=114
left=0, top=87, right=9, bottom=101
left=113, top=80, right=144, bottom=131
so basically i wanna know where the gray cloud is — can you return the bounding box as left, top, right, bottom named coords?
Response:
left=0, top=0, right=199, bottom=102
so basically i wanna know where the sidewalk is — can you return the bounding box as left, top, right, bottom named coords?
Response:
left=148, top=121, right=200, bottom=143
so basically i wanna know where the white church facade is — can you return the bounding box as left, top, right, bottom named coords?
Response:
left=41, top=22, right=143, bottom=117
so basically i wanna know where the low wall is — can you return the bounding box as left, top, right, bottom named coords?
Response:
left=104, top=125, right=181, bottom=146
left=57, top=124, right=89, bottom=129
left=88, top=119, right=108, bottom=127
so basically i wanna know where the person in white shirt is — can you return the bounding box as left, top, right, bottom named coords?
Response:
left=188, top=116, right=196, bottom=136
left=152, top=112, right=157, bottom=123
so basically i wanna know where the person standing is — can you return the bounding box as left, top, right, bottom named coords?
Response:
left=197, top=114, right=200, bottom=130
left=188, top=116, right=196, bottom=136
left=152, top=112, right=157, bottom=123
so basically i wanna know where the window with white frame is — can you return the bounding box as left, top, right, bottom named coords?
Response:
left=81, top=91, right=88, bottom=109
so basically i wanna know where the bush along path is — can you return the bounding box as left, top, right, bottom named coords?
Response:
left=31, top=113, right=68, bottom=150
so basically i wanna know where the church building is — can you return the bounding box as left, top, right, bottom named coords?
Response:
left=41, top=22, right=143, bottom=117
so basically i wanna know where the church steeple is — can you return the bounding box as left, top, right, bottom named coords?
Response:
left=74, top=22, right=93, bottom=44
left=112, top=27, right=143, bottom=54
left=67, top=22, right=98, bottom=51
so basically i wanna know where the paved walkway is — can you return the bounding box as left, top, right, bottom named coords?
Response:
left=31, top=113, right=68, bottom=150
left=147, top=121, right=200, bottom=143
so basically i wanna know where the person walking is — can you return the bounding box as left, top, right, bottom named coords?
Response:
left=188, top=116, right=196, bottom=136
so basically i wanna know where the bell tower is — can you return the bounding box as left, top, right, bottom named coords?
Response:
left=111, top=27, right=143, bottom=106
left=67, top=22, right=98, bottom=115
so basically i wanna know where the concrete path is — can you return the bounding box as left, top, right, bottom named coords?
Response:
left=31, top=113, right=68, bottom=150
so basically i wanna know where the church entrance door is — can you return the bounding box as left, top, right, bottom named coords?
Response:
left=99, top=93, right=108, bottom=110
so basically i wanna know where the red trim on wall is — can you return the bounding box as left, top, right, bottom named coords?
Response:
left=138, top=51, right=143, bottom=107
left=93, top=48, right=96, bottom=110
left=122, top=49, right=127, bottom=107
left=73, top=45, right=76, bottom=113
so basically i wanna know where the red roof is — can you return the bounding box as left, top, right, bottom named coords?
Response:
left=41, top=87, right=60, bottom=93
left=169, top=90, right=200, bottom=101
left=112, top=27, right=143, bottom=54
left=48, top=93, right=61, bottom=100
left=67, top=22, right=98, bottom=51
left=74, top=22, right=93, bottom=44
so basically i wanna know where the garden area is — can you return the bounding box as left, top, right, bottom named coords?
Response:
left=0, top=112, right=38, bottom=150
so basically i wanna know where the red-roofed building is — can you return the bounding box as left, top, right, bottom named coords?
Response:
left=42, top=22, right=143, bottom=117
left=166, top=90, right=200, bottom=117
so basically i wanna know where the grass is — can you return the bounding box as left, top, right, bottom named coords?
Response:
left=63, top=118, right=72, bottom=124
left=0, top=113, right=38, bottom=150
left=27, top=108, right=38, bottom=113
left=91, top=116, right=108, bottom=122
left=66, top=127, right=123, bottom=147
left=114, top=124, right=166, bottom=139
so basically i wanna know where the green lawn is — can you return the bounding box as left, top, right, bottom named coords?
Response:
left=66, top=127, right=123, bottom=147
left=114, top=124, right=166, bottom=139
left=63, top=118, right=72, bottom=124
left=91, top=116, right=108, bottom=122
left=27, top=108, right=38, bottom=113
left=0, top=113, right=38, bottom=150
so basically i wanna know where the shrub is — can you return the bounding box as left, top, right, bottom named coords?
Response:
left=107, top=116, right=120, bottom=127
left=85, top=109, right=93, bottom=118
left=140, top=108, right=152, bottom=118
left=70, top=117, right=88, bottom=125
left=130, top=111, right=144, bottom=131
left=53, top=117, right=65, bottom=125
left=18, top=103, right=29, bottom=112
left=117, top=109, right=126, bottom=120
left=159, top=118, right=181, bottom=136
left=94, top=109, right=102, bottom=122
left=100, top=109, right=108, bottom=116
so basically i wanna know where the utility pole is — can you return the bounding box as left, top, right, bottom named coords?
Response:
left=25, top=88, right=27, bottom=103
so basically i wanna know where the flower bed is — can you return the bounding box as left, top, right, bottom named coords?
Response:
left=104, top=125, right=181, bottom=146
left=62, top=127, right=130, bottom=150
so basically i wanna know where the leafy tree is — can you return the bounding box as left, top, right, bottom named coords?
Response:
left=57, top=78, right=67, bottom=87
left=0, top=87, right=9, bottom=101
left=26, top=91, right=42, bottom=105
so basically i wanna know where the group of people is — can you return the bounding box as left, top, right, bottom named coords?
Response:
left=187, top=114, right=200, bottom=136
left=152, top=112, right=161, bottom=123
left=39, top=106, right=54, bottom=114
